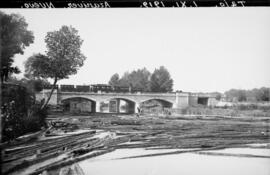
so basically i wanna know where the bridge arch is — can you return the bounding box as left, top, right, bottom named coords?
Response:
left=102, top=97, right=137, bottom=104
left=139, top=98, right=174, bottom=114
left=140, top=98, right=174, bottom=108
left=61, top=95, right=98, bottom=102
left=61, top=97, right=96, bottom=113
left=99, top=97, right=136, bottom=114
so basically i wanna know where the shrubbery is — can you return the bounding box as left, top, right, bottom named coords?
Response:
left=1, top=83, right=47, bottom=142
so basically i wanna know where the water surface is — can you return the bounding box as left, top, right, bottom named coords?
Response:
left=79, top=147, right=270, bottom=175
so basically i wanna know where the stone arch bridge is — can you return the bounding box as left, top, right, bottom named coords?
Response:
left=36, top=90, right=217, bottom=114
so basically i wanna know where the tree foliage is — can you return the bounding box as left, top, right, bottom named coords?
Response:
left=1, top=83, right=47, bottom=142
left=0, top=11, right=34, bottom=82
left=8, top=76, right=50, bottom=93
left=254, top=87, right=270, bottom=101
left=108, top=73, right=120, bottom=86
left=25, top=25, right=86, bottom=108
left=225, top=89, right=247, bottom=102
left=25, top=26, right=85, bottom=80
left=108, top=66, right=173, bottom=92
left=149, top=66, right=173, bottom=92
left=108, top=68, right=152, bottom=91
left=215, top=93, right=222, bottom=100
left=128, top=68, right=151, bottom=90
left=225, top=87, right=270, bottom=102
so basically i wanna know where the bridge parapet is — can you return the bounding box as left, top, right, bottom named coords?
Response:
left=58, top=91, right=189, bottom=96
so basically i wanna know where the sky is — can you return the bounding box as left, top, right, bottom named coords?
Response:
left=2, top=8, right=270, bottom=93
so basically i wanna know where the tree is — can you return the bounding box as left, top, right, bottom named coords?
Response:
left=128, top=68, right=151, bottom=91
left=23, top=71, right=51, bottom=92
left=149, top=66, right=173, bottom=92
left=225, top=89, right=247, bottom=102
left=2, top=81, right=48, bottom=141
left=0, top=11, right=34, bottom=82
left=109, top=68, right=151, bottom=91
left=108, top=67, right=174, bottom=92
left=256, top=87, right=270, bottom=101
left=108, top=73, right=120, bottom=86
left=262, top=88, right=270, bottom=101
left=8, top=76, right=49, bottom=93
left=225, top=87, right=270, bottom=102
left=212, top=92, right=222, bottom=101
left=118, top=71, right=132, bottom=87
left=25, top=25, right=86, bottom=109
left=238, top=90, right=247, bottom=102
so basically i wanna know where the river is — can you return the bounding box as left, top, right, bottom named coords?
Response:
left=78, top=144, right=270, bottom=175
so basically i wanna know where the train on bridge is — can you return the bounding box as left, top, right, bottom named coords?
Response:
left=44, top=84, right=144, bottom=93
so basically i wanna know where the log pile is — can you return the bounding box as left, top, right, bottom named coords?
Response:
left=1, top=114, right=270, bottom=175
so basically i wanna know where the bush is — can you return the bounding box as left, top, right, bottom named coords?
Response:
left=1, top=83, right=47, bottom=142
left=22, top=104, right=48, bottom=133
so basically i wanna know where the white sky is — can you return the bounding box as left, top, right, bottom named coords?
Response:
left=2, top=8, right=270, bottom=93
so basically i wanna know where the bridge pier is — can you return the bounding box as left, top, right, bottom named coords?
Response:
left=134, top=102, right=140, bottom=114
left=173, top=93, right=189, bottom=108
left=109, top=99, right=120, bottom=113
left=173, top=92, right=179, bottom=108
left=116, top=99, right=120, bottom=113
left=96, top=101, right=101, bottom=112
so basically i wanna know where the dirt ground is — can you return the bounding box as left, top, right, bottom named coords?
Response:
left=1, top=113, right=270, bottom=175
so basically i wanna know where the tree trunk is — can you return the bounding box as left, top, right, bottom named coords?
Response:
left=41, top=77, right=57, bottom=110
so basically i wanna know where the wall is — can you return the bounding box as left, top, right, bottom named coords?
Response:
left=70, top=100, right=92, bottom=113
left=35, top=89, right=58, bottom=105
left=207, top=97, right=219, bottom=106
left=174, top=93, right=190, bottom=108
left=188, top=95, right=198, bottom=106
